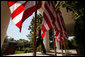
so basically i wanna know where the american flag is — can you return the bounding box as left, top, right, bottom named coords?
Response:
left=8, top=1, right=42, bottom=32
left=41, top=1, right=68, bottom=43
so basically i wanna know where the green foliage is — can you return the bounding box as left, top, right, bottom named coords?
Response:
left=16, top=39, right=31, bottom=51
left=2, top=36, right=34, bottom=55
left=37, top=45, right=42, bottom=51
left=23, top=47, right=33, bottom=53
left=24, top=48, right=33, bottom=51
left=26, top=13, right=43, bottom=50
left=50, top=48, right=54, bottom=50
left=56, top=1, right=84, bottom=19
left=28, top=13, right=43, bottom=34
left=15, top=51, right=24, bottom=54
left=15, top=48, right=33, bottom=54
left=4, top=36, right=8, bottom=43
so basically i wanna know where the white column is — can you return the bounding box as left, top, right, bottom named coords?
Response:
left=43, top=31, right=50, bottom=52
left=1, top=1, right=10, bottom=48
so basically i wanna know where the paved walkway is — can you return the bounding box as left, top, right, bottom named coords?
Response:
left=5, top=49, right=77, bottom=56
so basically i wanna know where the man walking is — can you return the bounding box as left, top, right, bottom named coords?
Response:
left=36, top=26, right=46, bottom=54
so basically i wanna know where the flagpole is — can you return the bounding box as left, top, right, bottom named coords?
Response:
left=33, top=1, right=37, bottom=56
left=63, top=38, right=66, bottom=56
left=63, top=38, right=69, bottom=56
left=60, top=35, right=63, bottom=56
left=53, top=30, right=56, bottom=56
left=61, top=40, right=63, bottom=56
left=66, top=38, right=69, bottom=56
left=63, top=38, right=67, bottom=56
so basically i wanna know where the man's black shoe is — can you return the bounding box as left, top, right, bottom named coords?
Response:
left=41, top=51, right=46, bottom=54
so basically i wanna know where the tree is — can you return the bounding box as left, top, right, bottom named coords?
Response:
left=56, top=1, right=84, bottom=19
left=16, top=39, right=30, bottom=51
left=26, top=13, right=43, bottom=51
left=28, top=13, right=43, bottom=34
left=4, top=36, right=9, bottom=43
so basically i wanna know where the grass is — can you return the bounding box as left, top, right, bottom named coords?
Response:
left=15, top=51, right=25, bottom=54
left=15, top=47, right=33, bottom=54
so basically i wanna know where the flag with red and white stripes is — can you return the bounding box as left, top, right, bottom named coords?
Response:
left=41, top=1, right=68, bottom=43
left=8, top=1, right=42, bottom=32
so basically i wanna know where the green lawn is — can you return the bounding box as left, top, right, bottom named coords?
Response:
left=15, top=51, right=24, bottom=54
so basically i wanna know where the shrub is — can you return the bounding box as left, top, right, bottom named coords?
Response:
left=23, top=47, right=33, bottom=53
left=15, top=51, right=24, bottom=54
left=37, top=45, right=42, bottom=52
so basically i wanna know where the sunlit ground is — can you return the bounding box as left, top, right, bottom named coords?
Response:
left=5, top=49, right=77, bottom=56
